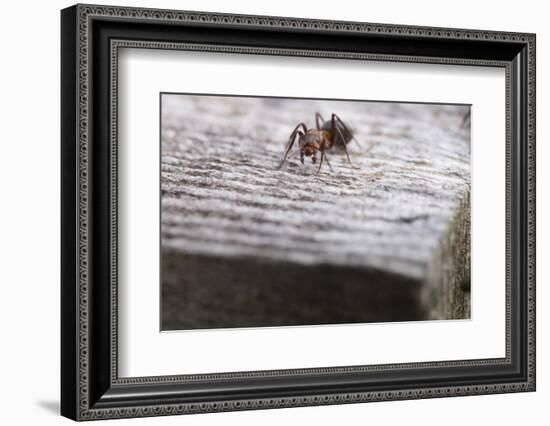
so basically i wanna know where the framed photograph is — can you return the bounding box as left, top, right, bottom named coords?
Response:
left=61, top=4, right=536, bottom=421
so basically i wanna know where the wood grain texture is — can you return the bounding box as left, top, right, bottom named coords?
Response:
left=160, top=95, right=471, bottom=330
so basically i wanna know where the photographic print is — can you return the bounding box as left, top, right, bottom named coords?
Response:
left=61, top=7, right=535, bottom=418
left=160, top=94, right=471, bottom=331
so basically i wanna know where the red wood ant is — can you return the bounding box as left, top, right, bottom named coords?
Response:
left=278, top=113, right=358, bottom=172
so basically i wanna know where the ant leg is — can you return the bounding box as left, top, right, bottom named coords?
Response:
left=331, top=114, right=357, bottom=169
left=277, top=122, right=307, bottom=169
left=335, top=126, right=357, bottom=169
left=315, top=149, right=333, bottom=174
left=351, top=134, right=362, bottom=148
left=323, top=152, right=334, bottom=172
left=315, top=112, right=325, bottom=130
left=278, top=132, right=302, bottom=169
left=286, top=148, right=301, bottom=160
left=316, top=149, right=325, bottom=174
left=332, top=113, right=362, bottom=148
left=284, top=123, right=307, bottom=154
left=315, top=142, right=333, bottom=174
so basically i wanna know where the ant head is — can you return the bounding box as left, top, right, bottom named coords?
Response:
left=300, top=132, right=320, bottom=146
left=299, top=132, right=321, bottom=155
left=298, top=130, right=321, bottom=164
left=300, top=144, right=318, bottom=165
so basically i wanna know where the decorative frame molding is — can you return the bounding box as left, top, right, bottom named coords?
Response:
left=61, top=4, right=535, bottom=421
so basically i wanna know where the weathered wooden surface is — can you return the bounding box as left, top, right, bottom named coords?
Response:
left=161, top=95, right=471, bottom=330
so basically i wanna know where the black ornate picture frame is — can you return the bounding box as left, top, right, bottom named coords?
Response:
left=61, top=4, right=536, bottom=421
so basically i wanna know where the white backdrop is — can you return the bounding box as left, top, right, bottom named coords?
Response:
left=119, top=50, right=505, bottom=377
left=0, top=0, right=547, bottom=425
